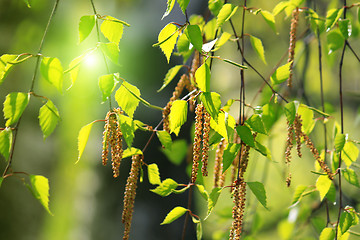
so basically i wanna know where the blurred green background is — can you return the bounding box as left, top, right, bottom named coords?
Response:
left=0, top=0, right=360, bottom=239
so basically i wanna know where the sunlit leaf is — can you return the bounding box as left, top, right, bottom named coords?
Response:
left=177, top=0, right=190, bottom=15
left=156, top=23, right=179, bottom=63
left=250, top=35, right=267, bottom=64
left=122, top=147, right=143, bottom=158
left=115, top=80, right=141, bottom=118
left=148, top=163, right=161, bottom=185
left=99, top=42, right=120, bottom=64
left=236, top=125, right=255, bottom=148
left=205, top=187, right=222, bottom=219
left=100, top=16, right=124, bottom=45
left=316, top=175, right=332, bottom=201
left=169, top=100, right=188, bottom=135
left=247, top=182, right=268, bottom=209
left=162, top=0, right=176, bottom=20
left=40, top=57, right=64, bottom=93
left=261, top=10, right=277, bottom=33
left=335, top=134, right=346, bottom=153
left=290, top=185, right=308, bottom=206
left=185, top=25, right=203, bottom=52
left=297, top=104, right=315, bottom=135
left=196, top=184, right=209, bottom=200
left=339, top=19, right=352, bottom=39
left=199, top=92, right=221, bottom=121
left=117, top=114, right=135, bottom=147
left=325, top=8, right=344, bottom=31
left=319, top=228, right=335, bottom=240
left=28, top=175, right=52, bottom=215
left=77, top=121, right=95, bottom=162
left=0, top=54, right=17, bottom=85
left=3, top=92, right=30, bottom=127
left=213, top=32, right=231, bottom=51
left=342, top=168, right=359, bottom=187
left=210, top=111, right=228, bottom=140
left=161, top=139, right=187, bottom=165
left=327, top=30, right=344, bottom=54
left=254, top=141, right=272, bottom=160
left=99, top=73, right=117, bottom=102
left=270, top=62, right=292, bottom=85
left=157, top=130, right=173, bottom=149
left=222, top=143, right=241, bottom=173
left=216, top=4, right=238, bottom=29
left=158, top=65, right=183, bottom=92
left=39, top=100, right=60, bottom=139
left=151, top=178, right=178, bottom=196
left=284, top=101, right=297, bottom=124
left=0, top=128, right=12, bottom=160
left=342, top=141, right=359, bottom=167
left=195, top=63, right=211, bottom=92
left=339, top=211, right=353, bottom=235
left=246, top=114, right=267, bottom=135
left=209, top=0, right=223, bottom=16
left=272, top=1, right=289, bottom=16
left=161, top=206, right=188, bottom=225
left=79, top=15, right=96, bottom=43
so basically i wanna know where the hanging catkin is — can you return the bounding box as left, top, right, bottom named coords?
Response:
left=287, top=8, right=299, bottom=87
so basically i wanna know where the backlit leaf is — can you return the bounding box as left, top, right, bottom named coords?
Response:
left=342, top=168, right=359, bottom=187
left=79, top=15, right=95, bottom=43
left=162, top=0, right=176, bottom=20
left=271, top=62, right=292, bottom=85
left=297, top=105, right=315, bottom=135
left=335, top=134, right=346, bottom=153
left=151, top=178, right=178, bottom=196
left=99, top=73, right=117, bottom=102
left=77, top=121, right=95, bottom=162
left=273, top=1, right=289, bottom=16
left=254, top=141, right=272, bottom=160
left=291, top=185, right=308, bottom=205
left=161, top=139, right=187, bottom=165
left=40, top=57, right=64, bottom=93
left=157, top=130, right=173, bottom=149
left=3, top=92, right=30, bottom=127
left=319, top=228, right=335, bottom=240
left=236, top=125, right=255, bottom=147
left=148, top=163, right=161, bottom=185
left=196, top=184, right=209, bottom=200
left=195, top=63, right=211, bottom=92
left=122, top=147, right=143, bottom=158
left=0, top=54, right=17, bottom=85
left=339, top=19, right=352, bottom=39
left=100, top=16, right=124, bottom=45
left=177, top=0, right=190, bottom=15
left=199, top=92, right=221, bottom=121
left=325, top=8, right=344, bottom=31
left=161, top=206, right=188, bottom=225
left=342, top=141, right=359, bottom=167
left=195, top=218, right=202, bottom=240
left=222, top=143, right=241, bottom=173
left=29, top=175, right=52, bottom=215
left=99, top=42, right=120, bottom=64
left=216, top=4, right=238, bottom=29
left=247, top=181, right=268, bottom=209
left=0, top=128, right=12, bottom=160
left=115, top=80, right=141, bottom=118
left=158, top=65, right=183, bottom=92
left=327, top=30, right=344, bottom=54
left=316, top=175, right=332, bottom=201
left=261, top=10, right=277, bottom=33
left=210, top=111, right=228, bottom=140
left=246, top=114, right=267, bottom=135
left=213, top=32, right=231, bottom=51
left=208, top=0, right=224, bottom=16
left=156, top=23, right=179, bottom=63
left=185, top=25, right=203, bottom=52
left=39, top=100, right=60, bottom=139
left=117, top=114, right=135, bottom=147
left=250, top=35, right=267, bottom=64
left=339, top=211, right=353, bottom=235
left=205, top=187, right=222, bottom=219
left=283, top=101, right=297, bottom=124
left=169, top=100, right=188, bottom=135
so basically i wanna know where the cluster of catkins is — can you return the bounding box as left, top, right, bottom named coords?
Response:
left=287, top=7, right=300, bottom=87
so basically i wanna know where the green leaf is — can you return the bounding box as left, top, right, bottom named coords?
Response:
left=151, top=178, right=178, bottom=196
left=169, top=100, right=188, bottom=135
left=210, top=111, right=235, bottom=141
left=297, top=105, right=315, bottom=135
left=79, top=15, right=96, bottom=43
left=254, top=141, right=272, bottom=160
left=0, top=128, right=12, bottom=160
left=115, top=80, right=141, bottom=118
left=161, top=139, right=187, bottom=165
left=284, top=101, right=297, bottom=124
left=172, top=184, right=191, bottom=194
left=3, top=92, right=30, bottom=127
left=339, top=19, right=352, bottom=39
left=40, top=57, right=64, bottom=93
left=342, top=168, right=359, bottom=187
left=216, top=4, right=238, bottom=29
left=23, top=0, right=31, bottom=7
left=177, top=0, right=190, bottom=15
left=236, top=125, right=255, bottom=147
left=196, top=184, right=209, bottom=200
left=99, top=73, right=117, bottom=102
left=100, top=16, right=124, bottom=45
left=208, top=0, right=224, bottom=16
left=199, top=92, right=221, bottom=121
left=271, top=62, right=292, bottom=85
left=162, top=0, right=176, bottom=20
left=99, top=42, right=120, bottom=64
left=260, top=10, right=277, bottom=33
left=325, top=8, right=344, bottom=31
left=0, top=176, right=3, bottom=187
left=342, top=141, right=359, bottom=167
left=222, top=59, right=247, bottom=69
left=327, top=30, right=344, bottom=54
left=29, top=175, right=52, bottom=215
left=316, top=175, right=332, bottom=201
left=326, top=182, right=336, bottom=202
left=122, top=147, right=143, bottom=158
left=247, top=182, right=268, bottom=209
left=290, top=185, right=308, bottom=206
left=195, top=218, right=202, bottom=240
left=117, top=114, right=135, bottom=147
left=38, top=100, right=60, bottom=139
left=213, top=32, right=231, bottom=51
left=335, top=134, right=346, bottom=153
left=205, top=187, right=222, bottom=219
left=185, top=25, right=203, bottom=52
left=77, top=121, right=95, bottom=162
left=157, top=130, right=173, bottom=149
left=273, top=1, right=289, bottom=16
left=156, top=23, right=179, bottom=63
left=161, top=206, right=188, bottom=225
left=195, top=63, right=211, bottom=92
left=246, top=114, right=267, bottom=135
left=250, top=35, right=267, bottom=64
left=158, top=65, right=183, bottom=92
left=339, top=211, right=353, bottom=235
left=222, top=143, right=241, bottom=173
left=148, top=163, right=161, bottom=185
left=0, top=54, right=17, bottom=85
left=319, top=228, right=335, bottom=240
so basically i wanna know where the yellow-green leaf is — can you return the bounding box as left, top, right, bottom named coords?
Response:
left=213, top=32, right=231, bottom=51
left=271, top=62, right=292, bottom=85
left=273, top=1, right=289, bottom=16
left=122, top=147, right=143, bottom=158
left=3, top=92, right=30, bottom=127
left=156, top=23, right=179, bottom=63
left=40, top=57, right=64, bottom=93
left=99, top=73, right=117, bottom=102
left=246, top=114, right=267, bottom=135
left=99, top=42, right=120, bottom=64
left=115, top=81, right=141, bottom=118
left=290, top=185, right=308, bottom=206
left=327, top=30, right=344, bottom=54
left=199, top=92, right=221, bottom=121
left=326, top=8, right=344, bottom=31
left=335, top=134, right=346, bottom=153
left=177, top=0, right=190, bottom=15
left=208, top=0, right=224, bottom=16
left=162, top=0, right=176, bottom=20
left=77, top=121, right=95, bottom=163
left=158, top=65, right=183, bottom=92
left=161, top=206, right=188, bottom=225
left=29, top=175, right=52, bottom=215
left=151, top=178, right=178, bottom=196
left=250, top=35, right=267, bottom=64
left=247, top=181, right=268, bottom=209
left=79, top=15, right=96, bottom=43
left=0, top=54, right=17, bottom=85
left=223, top=143, right=241, bottom=173
left=316, top=175, right=332, bottom=201
left=185, top=25, right=203, bottom=52
left=38, top=100, right=60, bottom=139
left=255, top=141, right=272, bottom=160
left=339, top=211, right=354, bottom=235
left=261, top=10, right=277, bottom=33
left=157, top=130, right=173, bottom=149
left=342, top=141, right=359, bottom=167
left=297, top=105, right=315, bottom=135
left=0, top=127, right=12, bottom=160
left=195, top=63, right=211, bottom=92
left=216, top=4, right=238, bottom=29
left=319, top=227, right=335, bottom=240
left=117, top=114, right=135, bottom=147
left=169, top=100, right=188, bottom=135
left=148, top=163, right=161, bottom=185
left=205, top=187, right=222, bottom=219
left=100, top=16, right=124, bottom=45
left=342, top=168, right=360, bottom=187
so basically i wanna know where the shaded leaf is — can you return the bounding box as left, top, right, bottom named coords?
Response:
left=222, top=143, right=241, bottom=173
left=247, top=182, right=268, bottom=209
left=177, top=0, right=190, bottom=15
left=99, top=73, right=117, bottom=102
left=236, top=125, right=255, bottom=147
left=77, top=121, right=95, bottom=162
left=250, top=35, right=267, bottom=64
left=0, top=54, right=17, bottom=85
left=161, top=206, right=188, bottom=225
left=23, top=0, right=31, bottom=7
left=3, top=92, right=30, bottom=127
left=261, top=10, right=277, bottom=33
left=199, top=92, right=221, bottom=121
left=40, top=57, right=64, bottom=93
left=271, top=62, right=292, bottom=85
left=38, top=100, right=60, bottom=139
left=208, top=0, right=224, bottom=16
left=195, top=218, right=202, bottom=240
left=247, top=114, right=267, bottom=135
left=195, top=63, right=211, bottom=92
left=156, top=23, right=179, bottom=63
left=117, top=114, right=135, bottom=147
left=100, top=16, right=124, bottom=45
left=284, top=101, right=298, bottom=124
left=335, top=134, right=346, bottom=153
left=148, top=163, right=161, bottom=185
left=342, top=141, right=359, bottom=167
left=327, top=30, right=344, bottom=54
left=205, top=187, right=222, bottom=219
left=99, top=42, right=120, bottom=64
left=339, top=211, right=353, bottom=235
left=157, top=130, right=173, bottom=149
left=291, top=185, right=308, bottom=206
left=342, top=168, right=359, bottom=187
left=0, top=128, right=12, bottom=160
left=254, top=141, right=272, bottom=160
left=162, top=0, right=176, bottom=20
left=151, top=178, right=178, bottom=196
left=185, top=25, right=203, bottom=52
left=316, top=175, right=332, bottom=201
left=216, top=4, right=238, bottom=29
left=29, top=175, right=52, bottom=215
left=122, top=147, right=143, bottom=158
left=339, top=19, right=352, bottom=39
left=115, top=80, right=141, bottom=118
left=161, top=139, right=187, bottom=165
left=169, top=100, right=188, bottom=135
left=158, top=65, right=183, bottom=92
left=79, top=15, right=96, bottom=43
